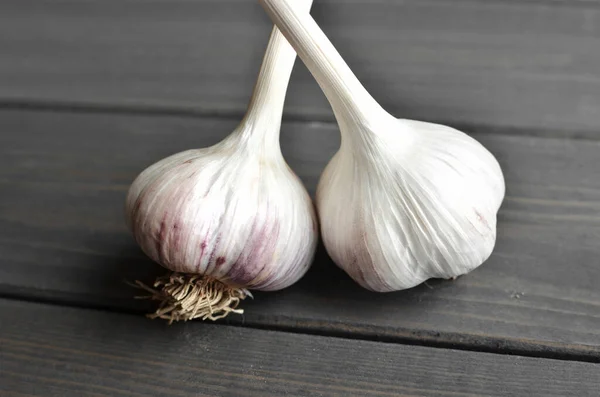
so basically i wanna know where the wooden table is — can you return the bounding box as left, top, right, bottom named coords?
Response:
left=1, top=1, right=599, bottom=395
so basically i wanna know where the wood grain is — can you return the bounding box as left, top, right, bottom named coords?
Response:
left=1, top=0, right=600, bottom=137
left=1, top=298, right=599, bottom=397
left=0, top=109, right=599, bottom=360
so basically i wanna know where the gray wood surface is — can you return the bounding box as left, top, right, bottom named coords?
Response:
left=1, top=109, right=599, bottom=361
left=1, top=298, right=599, bottom=397
left=2, top=0, right=600, bottom=137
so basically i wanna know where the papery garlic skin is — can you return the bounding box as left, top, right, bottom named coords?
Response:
left=126, top=131, right=318, bottom=291
left=317, top=116, right=505, bottom=292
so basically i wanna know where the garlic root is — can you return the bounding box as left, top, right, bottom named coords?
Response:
left=134, top=274, right=251, bottom=324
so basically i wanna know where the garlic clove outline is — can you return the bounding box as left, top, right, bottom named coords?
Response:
left=126, top=0, right=317, bottom=321
left=260, top=0, right=505, bottom=292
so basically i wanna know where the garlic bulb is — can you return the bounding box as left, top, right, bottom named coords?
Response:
left=260, top=0, right=505, bottom=292
left=126, top=0, right=317, bottom=321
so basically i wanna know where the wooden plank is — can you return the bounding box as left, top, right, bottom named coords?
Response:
left=0, top=109, right=599, bottom=360
left=1, top=0, right=600, bottom=137
left=1, top=299, right=599, bottom=397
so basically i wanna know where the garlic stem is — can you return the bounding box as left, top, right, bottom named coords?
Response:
left=259, top=0, right=386, bottom=126
left=240, top=0, right=314, bottom=152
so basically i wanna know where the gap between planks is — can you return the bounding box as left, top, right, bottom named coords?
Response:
left=0, top=99, right=597, bottom=142
left=0, top=289, right=597, bottom=365
left=2, top=298, right=599, bottom=397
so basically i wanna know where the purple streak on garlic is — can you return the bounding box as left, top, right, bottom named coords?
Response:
left=260, top=0, right=505, bottom=292
left=126, top=0, right=316, bottom=297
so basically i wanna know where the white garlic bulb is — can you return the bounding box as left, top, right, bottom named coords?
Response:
left=126, top=136, right=317, bottom=291
left=126, top=0, right=317, bottom=321
left=261, top=0, right=505, bottom=292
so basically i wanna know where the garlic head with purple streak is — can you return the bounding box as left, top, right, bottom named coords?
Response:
left=125, top=0, right=316, bottom=322
left=126, top=134, right=317, bottom=292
